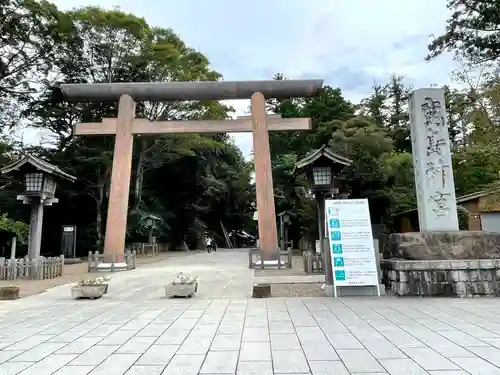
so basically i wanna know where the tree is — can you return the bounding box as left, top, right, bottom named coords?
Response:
left=427, top=0, right=500, bottom=64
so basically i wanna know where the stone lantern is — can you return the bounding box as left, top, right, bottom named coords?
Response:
left=294, top=146, right=352, bottom=296
left=1, top=155, right=76, bottom=259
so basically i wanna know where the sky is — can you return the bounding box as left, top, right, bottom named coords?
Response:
left=44, top=0, right=457, bottom=158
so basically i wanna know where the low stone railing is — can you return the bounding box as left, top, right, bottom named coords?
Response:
left=248, top=248, right=292, bottom=269
left=382, top=259, right=500, bottom=297
left=88, top=250, right=136, bottom=272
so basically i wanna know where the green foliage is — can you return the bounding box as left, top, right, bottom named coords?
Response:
left=0, top=214, right=29, bottom=243
left=457, top=206, right=470, bottom=231
left=427, top=0, right=500, bottom=64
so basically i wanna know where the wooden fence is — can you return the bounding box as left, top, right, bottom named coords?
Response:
left=302, top=251, right=324, bottom=274
left=248, top=248, right=292, bottom=269
left=88, top=250, right=136, bottom=272
left=0, top=255, right=65, bottom=280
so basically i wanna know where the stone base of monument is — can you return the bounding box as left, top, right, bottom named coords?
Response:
left=383, top=231, right=500, bottom=297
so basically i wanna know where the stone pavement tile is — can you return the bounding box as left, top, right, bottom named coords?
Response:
left=269, top=321, right=295, bottom=334
left=302, top=342, right=339, bottom=361
left=0, top=350, right=24, bottom=363
left=270, top=333, right=301, bottom=350
left=222, top=313, right=245, bottom=323
left=236, top=361, right=273, bottom=375
left=0, top=342, right=15, bottom=350
left=450, top=324, right=500, bottom=339
left=116, top=337, right=156, bottom=354
left=177, top=336, right=213, bottom=354
left=239, top=342, right=271, bottom=362
left=120, top=319, right=153, bottom=331
left=267, top=311, right=290, bottom=322
left=53, top=365, right=96, bottom=375
left=218, top=322, right=244, bottom=335
left=483, top=338, right=500, bottom=349
left=69, top=345, right=119, bottom=366
left=466, top=346, right=500, bottom=367
left=429, top=372, right=469, bottom=375
left=379, top=358, right=428, bottom=375
left=0, top=361, right=33, bottom=375
left=211, top=335, right=241, bottom=350
left=156, top=330, right=190, bottom=345
left=136, top=345, right=178, bottom=366
left=290, top=316, right=318, bottom=327
left=416, top=319, right=455, bottom=331
left=451, top=357, right=500, bottom=375
left=180, top=310, right=205, bottom=319
left=244, top=317, right=268, bottom=329
left=198, top=314, right=223, bottom=325
left=337, top=349, right=385, bottom=373
left=5, top=335, right=54, bottom=351
left=57, top=337, right=103, bottom=354
left=295, top=327, right=325, bottom=342
left=99, top=330, right=138, bottom=346
left=324, top=332, right=363, bottom=349
left=242, top=328, right=269, bottom=342
left=87, top=353, right=141, bottom=375
left=16, top=354, right=77, bottom=375
left=402, top=348, right=460, bottom=371
left=309, top=360, right=350, bottom=375
left=190, top=324, right=218, bottom=337
left=200, top=351, right=238, bottom=374
left=318, top=321, right=349, bottom=333
left=362, top=339, right=407, bottom=359
left=11, top=343, right=66, bottom=362
left=428, top=343, right=475, bottom=358
left=85, top=325, right=123, bottom=337
left=272, top=350, right=309, bottom=374
left=438, top=330, right=490, bottom=347
left=124, top=365, right=165, bottom=375
left=162, top=354, right=205, bottom=375
left=367, top=319, right=401, bottom=332
left=48, top=329, right=87, bottom=343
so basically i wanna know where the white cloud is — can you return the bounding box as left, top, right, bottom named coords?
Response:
left=46, top=0, right=457, bottom=158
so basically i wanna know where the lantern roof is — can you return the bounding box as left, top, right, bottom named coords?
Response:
left=293, top=145, right=352, bottom=174
left=0, top=154, right=76, bottom=182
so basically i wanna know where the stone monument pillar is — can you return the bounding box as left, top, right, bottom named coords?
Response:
left=409, top=88, right=459, bottom=231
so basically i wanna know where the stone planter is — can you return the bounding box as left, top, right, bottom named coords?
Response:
left=0, top=286, right=20, bottom=300
left=72, top=284, right=107, bottom=299
left=165, top=282, right=198, bottom=298
left=103, top=284, right=109, bottom=294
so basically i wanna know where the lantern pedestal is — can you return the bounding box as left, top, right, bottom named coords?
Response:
left=17, top=195, right=58, bottom=259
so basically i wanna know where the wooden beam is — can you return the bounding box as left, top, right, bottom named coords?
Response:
left=103, top=94, right=136, bottom=263
left=251, top=92, right=279, bottom=260
left=73, top=117, right=311, bottom=136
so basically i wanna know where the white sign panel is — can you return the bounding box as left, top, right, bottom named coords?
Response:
left=325, top=198, right=379, bottom=288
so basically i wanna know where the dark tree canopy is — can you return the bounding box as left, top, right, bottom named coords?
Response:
left=428, top=0, right=500, bottom=63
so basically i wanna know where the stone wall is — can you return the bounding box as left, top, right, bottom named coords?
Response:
left=381, top=259, right=500, bottom=297
left=386, top=231, right=500, bottom=260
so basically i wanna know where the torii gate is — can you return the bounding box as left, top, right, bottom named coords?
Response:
left=56, top=80, right=323, bottom=262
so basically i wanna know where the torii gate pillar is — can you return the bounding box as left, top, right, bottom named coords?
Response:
left=57, top=79, right=323, bottom=263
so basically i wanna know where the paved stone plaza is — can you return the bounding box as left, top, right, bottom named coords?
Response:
left=1, top=251, right=500, bottom=374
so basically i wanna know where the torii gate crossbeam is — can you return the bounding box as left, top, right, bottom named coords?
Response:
left=57, top=79, right=323, bottom=263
